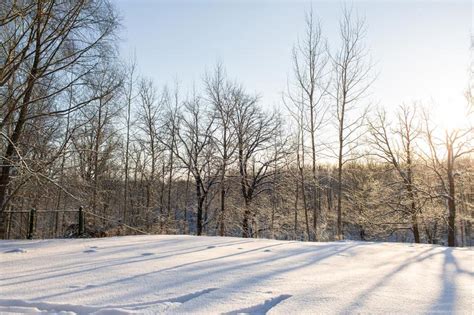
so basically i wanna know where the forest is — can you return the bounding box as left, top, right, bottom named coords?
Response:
left=0, top=0, right=472, bottom=247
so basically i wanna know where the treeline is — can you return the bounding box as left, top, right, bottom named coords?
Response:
left=1, top=1, right=472, bottom=246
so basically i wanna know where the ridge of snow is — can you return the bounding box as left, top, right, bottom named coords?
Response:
left=3, top=248, right=27, bottom=254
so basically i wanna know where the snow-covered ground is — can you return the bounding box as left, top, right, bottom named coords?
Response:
left=0, top=235, right=472, bottom=314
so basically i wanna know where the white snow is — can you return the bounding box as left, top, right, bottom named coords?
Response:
left=0, top=235, right=472, bottom=314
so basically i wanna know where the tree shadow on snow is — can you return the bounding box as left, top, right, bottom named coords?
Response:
left=31, top=241, right=294, bottom=301
left=1, top=239, right=254, bottom=284
left=428, top=248, right=473, bottom=314
left=103, top=243, right=360, bottom=312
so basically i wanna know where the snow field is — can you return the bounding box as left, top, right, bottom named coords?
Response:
left=0, top=235, right=472, bottom=314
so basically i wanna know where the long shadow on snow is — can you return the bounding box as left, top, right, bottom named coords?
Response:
left=0, top=288, right=218, bottom=314
left=1, top=244, right=207, bottom=285
left=2, top=237, right=252, bottom=273
left=33, top=242, right=299, bottom=301
left=428, top=248, right=473, bottom=314
left=0, top=238, right=185, bottom=280
left=1, top=239, right=254, bottom=284
left=100, top=243, right=360, bottom=310
left=340, top=246, right=446, bottom=313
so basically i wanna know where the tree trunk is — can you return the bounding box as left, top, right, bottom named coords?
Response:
left=412, top=213, right=420, bottom=243
left=219, top=184, right=226, bottom=236
left=294, top=178, right=299, bottom=240
left=336, top=157, right=343, bottom=240
left=195, top=177, right=204, bottom=236
left=447, top=145, right=456, bottom=247
left=242, top=199, right=252, bottom=238
left=0, top=21, right=42, bottom=236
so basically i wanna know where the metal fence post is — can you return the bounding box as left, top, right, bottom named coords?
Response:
left=7, top=211, right=12, bottom=239
left=78, top=206, right=84, bottom=236
left=27, top=208, right=36, bottom=240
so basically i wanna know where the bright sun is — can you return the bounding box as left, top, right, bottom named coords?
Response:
left=434, top=102, right=471, bottom=132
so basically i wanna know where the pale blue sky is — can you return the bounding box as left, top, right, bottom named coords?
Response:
left=115, top=0, right=472, bottom=129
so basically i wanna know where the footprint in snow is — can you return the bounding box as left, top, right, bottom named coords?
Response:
left=264, top=249, right=272, bottom=252
left=4, top=248, right=27, bottom=254
left=83, top=249, right=97, bottom=253
left=224, top=294, right=292, bottom=314
left=207, top=246, right=216, bottom=249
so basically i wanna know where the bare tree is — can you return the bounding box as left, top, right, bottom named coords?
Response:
left=423, top=114, right=473, bottom=247
left=0, top=0, right=119, bottom=237
left=122, top=59, right=138, bottom=223
left=232, top=89, right=286, bottom=238
left=136, top=78, right=164, bottom=225
left=368, top=105, right=423, bottom=243
left=74, top=64, right=122, bottom=221
left=330, top=7, right=372, bottom=239
left=287, top=9, right=329, bottom=240
left=205, top=64, right=237, bottom=236
left=284, top=91, right=310, bottom=240
left=168, top=91, right=218, bottom=235
left=164, top=84, right=180, bottom=231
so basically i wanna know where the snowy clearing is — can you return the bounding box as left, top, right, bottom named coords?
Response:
left=0, top=235, right=472, bottom=314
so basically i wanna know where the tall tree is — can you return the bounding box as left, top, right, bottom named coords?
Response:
left=232, top=90, right=286, bottom=238
left=122, top=59, right=137, bottom=223
left=0, top=0, right=119, bottom=237
left=136, top=78, right=163, bottom=224
left=74, top=64, right=122, bottom=219
left=423, top=117, right=473, bottom=247
left=205, top=64, right=237, bottom=236
left=284, top=91, right=311, bottom=240
left=290, top=8, right=329, bottom=240
left=330, top=7, right=372, bottom=240
left=369, top=105, right=423, bottom=243
left=164, top=85, right=180, bottom=231
left=169, top=91, right=218, bottom=235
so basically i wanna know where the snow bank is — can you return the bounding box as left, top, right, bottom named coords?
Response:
left=0, top=236, right=472, bottom=314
